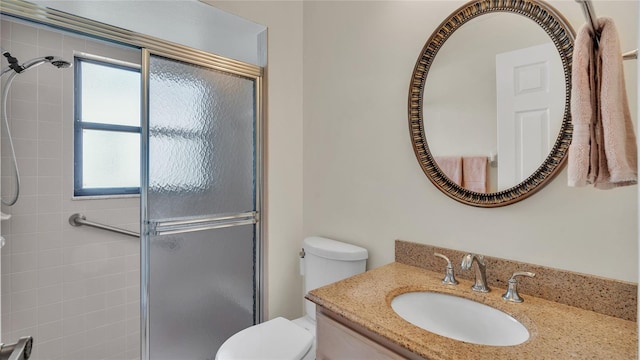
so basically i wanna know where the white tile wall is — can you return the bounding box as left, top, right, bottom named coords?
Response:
left=1, top=18, right=140, bottom=360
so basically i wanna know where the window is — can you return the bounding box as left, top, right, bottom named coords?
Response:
left=74, top=56, right=141, bottom=197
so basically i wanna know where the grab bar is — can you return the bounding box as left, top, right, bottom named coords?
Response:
left=69, top=213, right=139, bottom=238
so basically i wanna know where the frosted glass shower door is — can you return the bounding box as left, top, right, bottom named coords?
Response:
left=141, top=50, right=261, bottom=360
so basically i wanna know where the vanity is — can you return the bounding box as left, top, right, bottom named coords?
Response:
left=306, top=241, right=638, bottom=359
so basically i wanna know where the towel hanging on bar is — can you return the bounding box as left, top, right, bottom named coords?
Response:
left=568, top=18, right=638, bottom=189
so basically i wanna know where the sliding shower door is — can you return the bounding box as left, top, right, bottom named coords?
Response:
left=141, top=49, right=262, bottom=360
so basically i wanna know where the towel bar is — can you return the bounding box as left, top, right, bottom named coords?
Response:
left=575, top=0, right=637, bottom=61
left=622, top=49, right=638, bottom=61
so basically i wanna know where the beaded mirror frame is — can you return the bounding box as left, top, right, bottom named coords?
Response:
left=408, top=0, right=576, bottom=207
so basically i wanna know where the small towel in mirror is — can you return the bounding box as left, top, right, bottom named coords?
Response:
left=462, top=157, right=488, bottom=193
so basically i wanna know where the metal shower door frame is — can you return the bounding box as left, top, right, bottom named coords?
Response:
left=140, top=48, right=263, bottom=360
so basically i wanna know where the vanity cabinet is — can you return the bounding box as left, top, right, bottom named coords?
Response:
left=316, top=307, right=421, bottom=360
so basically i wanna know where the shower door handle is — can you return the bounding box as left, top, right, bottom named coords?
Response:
left=149, top=212, right=257, bottom=236
left=0, top=336, right=33, bottom=360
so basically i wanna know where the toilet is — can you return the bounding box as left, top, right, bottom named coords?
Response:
left=216, top=236, right=368, bottom=360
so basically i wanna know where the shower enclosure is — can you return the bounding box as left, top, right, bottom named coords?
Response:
left=0, top=1, right=263, bottom=359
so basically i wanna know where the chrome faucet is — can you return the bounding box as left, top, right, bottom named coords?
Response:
left=461, top=253, right=490, bottom=293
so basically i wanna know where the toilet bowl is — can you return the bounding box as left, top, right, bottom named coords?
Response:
left=216, top=316, right=315, bottom=360
left=215, top=236, right=368, bottom=360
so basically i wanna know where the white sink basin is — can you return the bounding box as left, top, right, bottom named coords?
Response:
left=391, top=292, right=529, bottom=346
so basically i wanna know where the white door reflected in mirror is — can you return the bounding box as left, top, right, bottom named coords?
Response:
left=496, top=42, right=564, bottom=189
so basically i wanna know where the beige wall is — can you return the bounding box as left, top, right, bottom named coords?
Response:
left=212, top=0, right=638, bottom=321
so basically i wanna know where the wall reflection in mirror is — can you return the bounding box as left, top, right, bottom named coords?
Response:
left=424, top=13, right=565, bottom=193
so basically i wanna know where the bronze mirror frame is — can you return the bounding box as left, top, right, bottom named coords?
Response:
left=409, top=0, right=576, bottom=207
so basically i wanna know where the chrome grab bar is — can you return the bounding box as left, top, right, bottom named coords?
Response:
left=0, top=336, right=33, bottom=360
left=69, top=213, right=139, bottom=238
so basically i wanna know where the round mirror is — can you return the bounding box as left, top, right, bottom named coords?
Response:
left=409, top=0, right=575, bottom=207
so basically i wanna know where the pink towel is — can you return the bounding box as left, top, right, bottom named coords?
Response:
left=598, top=18, right=637, bottom=188
left=568, top=21, right=597, bottom=186
left=568, top=18, right=637, bottom=189
left=434, top=156, right=462, bottom=186
left=462, top=157, right=487, bottom=193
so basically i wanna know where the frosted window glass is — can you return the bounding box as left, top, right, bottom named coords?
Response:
left=80, top=61, right=140, bottom=126
left=82, top=130, right=140, bottom=188
left=148, top=55, right=256, bottom=219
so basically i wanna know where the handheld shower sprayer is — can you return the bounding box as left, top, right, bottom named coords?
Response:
left=1, top=52, right=72, bottom=75
left=2, top=53, right=72, bottom=73
left=1, top=52, right=72, bottom=206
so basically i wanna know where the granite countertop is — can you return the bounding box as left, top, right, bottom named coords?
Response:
left=306, top=262, right=638, bottom=360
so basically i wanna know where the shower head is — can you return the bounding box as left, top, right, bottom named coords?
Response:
left=50, top=58, right=72, bottom=69
left=21, top=55, right=72, bottom=72
left=2, top=53, right=72, bottom=75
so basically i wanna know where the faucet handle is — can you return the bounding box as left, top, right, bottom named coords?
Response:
left=434, top=253, right=458, bottom=285
left=502, top=271, right=535, bottom=303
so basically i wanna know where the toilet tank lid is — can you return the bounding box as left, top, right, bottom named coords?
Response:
left=303, top=236, right=368, bottom=261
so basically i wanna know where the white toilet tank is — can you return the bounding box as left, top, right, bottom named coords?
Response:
left=301, top=236, right=368, bottom=320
